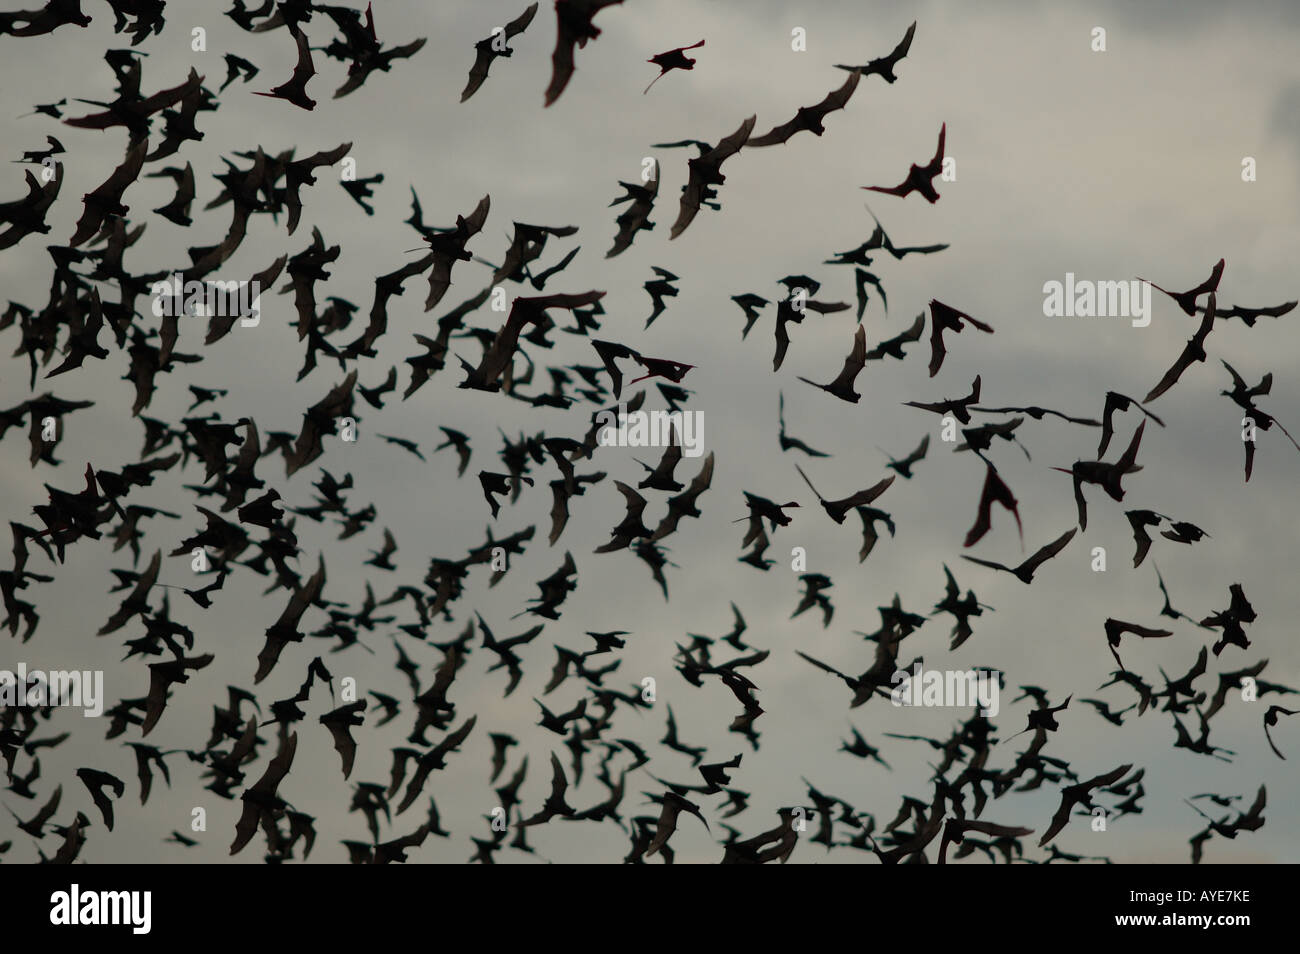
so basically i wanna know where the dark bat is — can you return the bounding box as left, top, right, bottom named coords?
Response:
left=320, top=700, right=367, bottom=779
left=1199, top=299, right=1296, bottom=327
left=798, top=325, right=868, bottom=403
left=76, top=767, right=125, bottom=830
left=544, top=0, right=625, bottom=107
left=0, top=0, right=92, bottom=35
left=927, top=298, right=993, bottom=377
left=856, top=507, right=894, bottom=562
left=417, top=194, right=490, bottom=310
left=732, top=293, right=769, bottom=339
left=220, top=52, right=259, bottom=92
left=963, top=464, right=1022, bottom=548
left=68, top=139, right=147, bottom=247
left=880, top=434, right=928, bottom=478
left=835, top=21, right=916, bottom=83
left=594, top=481, right=651, bottom=553
left=255, top=557, right=325, bottom=682
left=462, top=291, right=602, bottom=391
left=230, top=731, right=297, bottom=855
left=286, top=371, right=357, bottom=477
left=0, top=164, right=62, bottom=249
left=1264, top=706, right=1297, bottom=760
left=863, top=122, right=945, bottom=203
left=795, top=465, right=893, bottom=525
left=643, top=265, right=679, bottom=328
left=961, top=528, right=1077, bottom=585
left=6, top=784, right=60, bottom=837
left=778, top=392, right=829, bottom=457
left=1097, top=391, right=1163, bottom=457
left=746, top=70, right=860, bottom=146
left=644, top=39, right=704, bottom=94
left=938, top=818, right=1032, bottom=864
left=1103, top=618, right=1172, bottom=671
left=281, top=142, right=353, bottom=236
left=434, top=427, right=472, bottom=476
left=903, top=374, right=981, bottom=424
left=462, top=2, right=539, bottom=102
left=853, top=268, right=886, bottom=321
left=1139, top=258, right=1224, bottom=316
left=1143, top=293, right=1217, bottom=403
left=253, top=25, right=317, bottom=110
left=395, top=715, right=478, bottom=815
left=1126, top=509, right=1164, bottom=568
left=864, top=312, right=925, bottom=362
left=650, top=452, right=714, bottom=541
left=143, top=653, right=215, bottom=735
left=1039, top=763, right=1132, bottom=846
left=607, top=162, right=658, bottom=258
left=669, top=114, right=755, bottom=240
left=1053, top=420, right=1145, bottom=531
left=519, top=752, right=574, bottom=825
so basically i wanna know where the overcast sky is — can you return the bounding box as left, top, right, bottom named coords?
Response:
left=1, top=0, right=1298, bottom=864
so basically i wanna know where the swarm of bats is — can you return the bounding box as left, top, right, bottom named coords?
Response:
left=0, top=5, right=1294, bottom=868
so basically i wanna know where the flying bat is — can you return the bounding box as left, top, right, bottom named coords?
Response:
left=746, top=71, right=860, bottom=146
left=797, top=325, right=867, bottom=403
left=927, top=299, right=993, bottom=377
left=1143, top=294, right=1217, bottom=403
left=462, top=3, right=540, bottom=102
left=835, top=21, right=916, bottom=83
left=961, top=528, right=1077, bottom=585
left=669, top=114, right=755, bottom=240
left=545, top=0, right=625, bottom=107
left=863, top=122, right=945, bottom=203
left=1139, top=258, right=1224, bottom=316
left=644, top=39, right=704, bottom=94
left=253, top=25, right=317, bottom=110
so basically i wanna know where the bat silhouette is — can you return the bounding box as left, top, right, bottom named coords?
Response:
left=1103, top=618, right=1172, bottom=671
left=545, top=0, right=625, bottom=107
left=778, top=392, right=829, bottom=457
left=963, top=464, right=1022, bottom=548
left=863, top=122, right=945, bottom=203
left=669, top=114, right=755, bottom=240
left=865, top=312, right=925, bottom=362
left=835, top=21, right=916, bottom=83
left=1264, top=706, right=1297, bottom=760
left=795, top=464, right=893, bottom=524
left=320, top=700, right=367, bottom=779
left=644, top=39, right=704, bottom=94
left=961, top=528, right=1077, bottom=584
left=903, top=374, right=981, bottom=424
left=462, top=3, right=539, bottom=102
left=143, top=653, right=215, bottom=736
left=253, top=25, right=316, bottom=110
left=650, top=452, right=714, bottom=541
left=880, top=434, right=928, bottom=478
left=230, top=731, right=297, bottom=855
left=1139, top=258, right=1224, bottom=316
left=1052, top=420, right=1145, bottom=531
left=1197, top=298, right=1296, bottom=327
left=607, top=161, right=658, bottom=257
left=417, top=193, right=490, bottom=311
left=927, top=298, right=993, bottom=377
left=69, top=139, right=146, bottom=247
left=0, top=163, right=62, bottom=249
left=797, top=325, right=867, bottom=403
left=76, top=767, right=125, bottom=830
left=747, top=71, right=860, bottom=146
left=1039, top=763, right=1132, bottom=846
left=1143, top=294, right=1217, bottom=403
